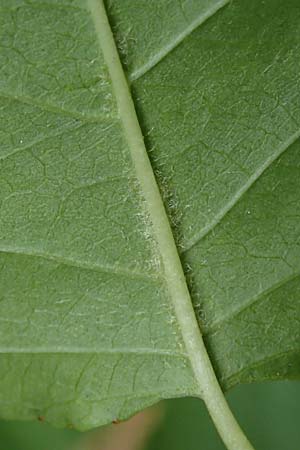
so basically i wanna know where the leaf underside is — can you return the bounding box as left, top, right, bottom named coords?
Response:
left=0, top=0, right=299, bottom=429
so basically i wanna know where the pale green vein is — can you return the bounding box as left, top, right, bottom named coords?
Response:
left=0, top=347, right=186, bottom=357
left=42, top=392, right=188, bottom=407
left=0, top=91, right=111, bottom=123
left=128, top=0, right=230, bottom=82
left=182, top=128, right=300, bottom=253
left=87, top=1, right=254, bottom=449
left=0, top=247, right=156, bottom=281
left=70, top=174, right=133, bottom=190
left=0, top=123, right=86, bottom=162
left=207, top=271, right=300, bottom=335
left=224, top=348, right=300, bottom=387
left=0, top=2, right=87, bottom=13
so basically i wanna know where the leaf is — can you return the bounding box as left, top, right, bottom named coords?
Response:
left=0, top=0, right=299, bottom=439
left=125, top=0, right=300, bottom=389
left=1, top=381, right=299, bottom=450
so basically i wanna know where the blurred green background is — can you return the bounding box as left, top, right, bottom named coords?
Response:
left=0, top=381, right=299, bottom=450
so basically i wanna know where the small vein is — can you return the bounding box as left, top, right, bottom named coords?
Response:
left=70, top=174, right=133, bottom=190
left=0, top=347, right=187, bottom=357
left=44, top=391, right=189, bottom=407
left=0, top=247, right=159, bottom=282
left=0, top=123, right=86, bottom=162
left=0, top=2, right=87, bottom=13
left=183, top=128, right=300, bottom=253
left=206, top=271, right=300, bottom=334
left=223, top=347, right=300, bottom=387
left=0, top=91, right=111, bottom=123
left=129, top=0, right=230, bottom=82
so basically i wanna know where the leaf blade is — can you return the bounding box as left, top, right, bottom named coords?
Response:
left=0, top=0, right=299, bottom=441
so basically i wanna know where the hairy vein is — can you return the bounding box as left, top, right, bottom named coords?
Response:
left=71, top=4, right=257, bottom=448
left=87, top=0, right=208, bottom=391
left=86, top=7, right=257, bottom=450
left=0, top=347, right=186, bottom=357
left=0, top=247, right=156, bottom=281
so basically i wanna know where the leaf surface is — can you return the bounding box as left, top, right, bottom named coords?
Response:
left=0, top=0, right=299, bottom=430
left=119, top=0, right=300, bottom=388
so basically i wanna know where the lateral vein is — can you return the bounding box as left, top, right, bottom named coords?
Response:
left=129, top=0, right=230, bottom=83
left=183, top=127, right=300, bottom=253
left=0, top=247, right=155, bottom=281
left=207, top=270, right=300, bottom=334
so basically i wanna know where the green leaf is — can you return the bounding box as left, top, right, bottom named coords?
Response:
left=0, top=0, right=299, bottom=444
left=110, top=0, right=300, bottom=388
left=1, top=381, right=299, bottom=450
left=126, top=0, right=300, bottom=389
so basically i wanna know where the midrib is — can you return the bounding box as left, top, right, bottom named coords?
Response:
left=86, top=2, right=254, bottom=449
left=87, top=0, right=210, bottom=396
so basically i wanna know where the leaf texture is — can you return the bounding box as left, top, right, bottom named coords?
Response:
left=0, top=0, right=299, bottom=430
left=126, top=0, right=300, bottom=388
